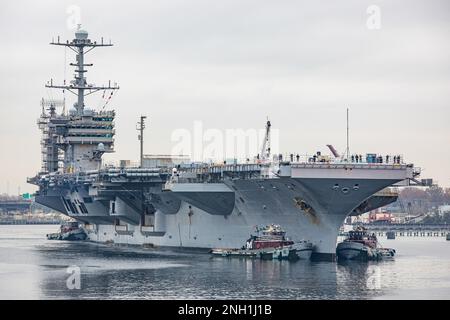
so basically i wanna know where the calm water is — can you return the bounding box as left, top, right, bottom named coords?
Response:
left=0, top=225, right=449, bottom=300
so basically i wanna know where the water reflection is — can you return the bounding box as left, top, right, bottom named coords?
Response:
left=1, top=226, right=450, bottom=299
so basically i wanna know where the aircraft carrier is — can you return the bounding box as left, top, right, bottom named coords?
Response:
left=28, top=27, right=420, bottom=260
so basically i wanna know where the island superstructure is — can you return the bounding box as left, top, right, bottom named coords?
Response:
left=28, top=28, right=420, bottom=260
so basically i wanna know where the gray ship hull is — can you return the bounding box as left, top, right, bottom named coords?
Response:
left=36, top=174, right=404, bottom=260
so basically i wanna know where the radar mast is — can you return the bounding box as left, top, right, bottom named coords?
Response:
left=46, top=24, right=119, bottom=115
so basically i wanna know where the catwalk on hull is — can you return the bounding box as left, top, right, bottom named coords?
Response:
left=28, top=28, right=420, bottom=260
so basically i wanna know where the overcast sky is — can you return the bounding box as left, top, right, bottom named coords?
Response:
left=1, top=0, right=449, bottom=194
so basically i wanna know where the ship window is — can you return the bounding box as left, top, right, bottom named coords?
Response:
left=64, top=200, right=71, bottom=213
left=111, top=201, right=116, bottom=214
left=69, top=201, right=78, bottom=214
left=80, top=203, right=88, bottom=214
left=63, top=198, right=71, bottom=213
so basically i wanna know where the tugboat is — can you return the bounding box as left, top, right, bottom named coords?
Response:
left=211, top=224, right=313, bottom=260
left=336, top=226, right=395, bottom=261
left=47, top=221, right=87, bottom=241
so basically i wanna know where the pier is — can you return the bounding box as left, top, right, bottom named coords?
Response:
left=0, top=199, right=32, bottom=213
left=359, top=224, right=450, bottom=238
left=0, top=220, right=62, bottom=225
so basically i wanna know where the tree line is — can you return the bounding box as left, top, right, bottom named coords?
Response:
left=396, top=186, right=450, bottom=223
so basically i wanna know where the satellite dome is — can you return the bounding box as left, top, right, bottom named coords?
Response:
left=97, top=143, right=105, bottom=151
left=75, top=26, right=88, bottom=40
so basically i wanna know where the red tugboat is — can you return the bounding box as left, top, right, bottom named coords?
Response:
left=248, top=224, right=293, bottom=249
left=211, top=224, right=313, bottom=260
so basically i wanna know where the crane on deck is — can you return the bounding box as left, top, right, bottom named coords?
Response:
left=259, top=119, right=271, bottom=162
